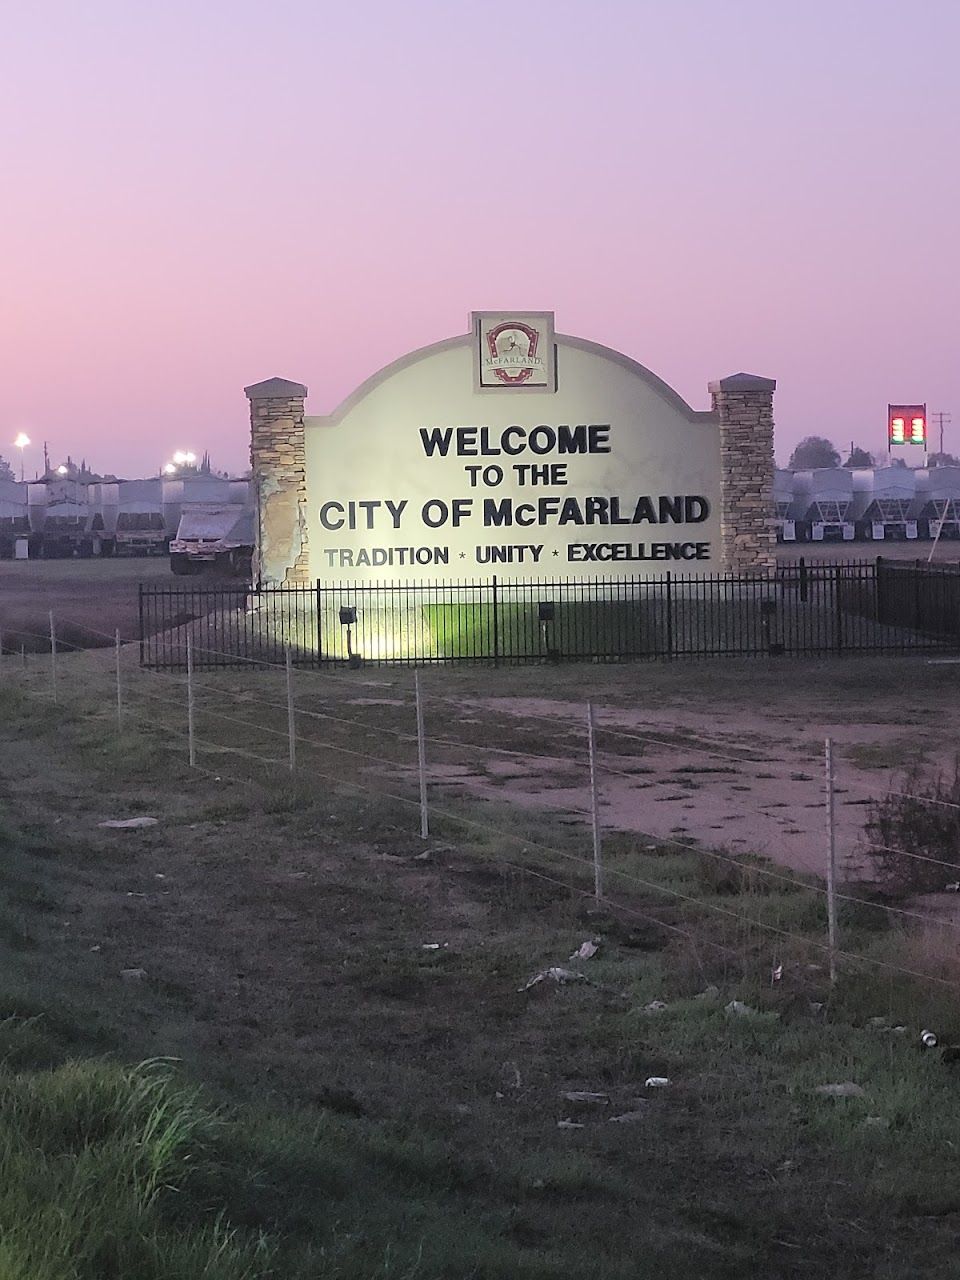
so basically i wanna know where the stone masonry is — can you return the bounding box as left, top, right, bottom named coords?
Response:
left=708, top=373, right=777, bottom=572
left=245, top=377, right=310, bottom=585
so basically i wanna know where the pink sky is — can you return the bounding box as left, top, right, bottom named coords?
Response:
left=2, top=0, right=958, bottom=477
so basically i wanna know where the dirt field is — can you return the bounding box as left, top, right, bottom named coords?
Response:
left=0, top=557, right=169, bottom=650
left=777, top=539, right=960, bottom=564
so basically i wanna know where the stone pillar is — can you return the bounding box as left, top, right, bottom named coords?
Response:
left=708, top=372, right=777, bottom=573
left=245, top=377, right=310, bottom=585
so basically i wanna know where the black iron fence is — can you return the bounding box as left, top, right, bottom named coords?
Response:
left=138, top=560, right=960, bottom=669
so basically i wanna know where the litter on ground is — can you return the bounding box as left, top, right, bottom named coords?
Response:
left=726, top=1000, right=758, bottom=1017
left=519, top=967, right=584, bottom=992
left=568, top=940, right=599, bottom=962
left=815, top=1082, right=865, bottom=1098
left=98, top=817, right=159, bottom=829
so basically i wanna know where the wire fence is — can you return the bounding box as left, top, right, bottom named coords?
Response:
left=4, top=614, right=960, bottom=998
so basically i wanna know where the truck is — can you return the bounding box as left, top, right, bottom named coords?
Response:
left=169, top=503, right=254, bottom=577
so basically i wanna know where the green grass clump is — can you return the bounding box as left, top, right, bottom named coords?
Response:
left=0, top=1055, right=270, bottom=1279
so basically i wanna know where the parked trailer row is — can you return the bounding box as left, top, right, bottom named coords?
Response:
left=776, top=466, right=960, bottom=543
left=0, top=476, right=251, bottom=563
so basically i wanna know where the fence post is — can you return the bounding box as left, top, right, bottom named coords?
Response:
left=138, top=584, right=145, bottom=668
left=824, top=736, right=838, bottom=985
left=115, top=628, right=122, bottom=737
left=491, top=575, right=499, bottom=668
left=834, top=566, right=843, bottom=655
left=665, top=571, right=674, bottom=658
left=587, top=701, right=604, bottom=902
left=186, top=633, right=196, bottom=768
left=415, top=670, right=429, bottom=838
left=285, top=646, right=296, bottom=773
left=49, top=611, right=58, bottom=703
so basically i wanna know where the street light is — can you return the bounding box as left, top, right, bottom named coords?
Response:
left=172, top=450, right=197, bottom=467
left=12, top=432, right=30, bottom=482
left=163, top=462, right=177, bottom=475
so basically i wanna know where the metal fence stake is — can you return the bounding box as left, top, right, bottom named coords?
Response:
left=285, top=646, right=296, bottom=773
left=115, top=628, right=123, bottom=737
left=587, top=701, right=604, bottom=902
left=415, top=669, right=429, bottom=838
left=49, top=611, right=58, bottom=703
left=825, top=736, right=838, bottom=985
left=186, top=633, right=196, bottom=767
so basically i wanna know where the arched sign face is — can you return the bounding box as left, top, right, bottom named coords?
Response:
left=304, top=313, right=720, bottom=583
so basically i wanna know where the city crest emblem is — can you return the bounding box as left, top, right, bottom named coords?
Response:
left=483, top=321, right=542, bottom=385
left=473, top=311, right=556, bottom=391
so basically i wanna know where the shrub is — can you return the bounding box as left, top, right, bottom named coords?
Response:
left=864, top=761, right=960, bottom=895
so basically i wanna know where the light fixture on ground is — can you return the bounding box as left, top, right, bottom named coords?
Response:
left=338, top=606, right=361, bottom=667
left=538, top=601, right=560, bottom=662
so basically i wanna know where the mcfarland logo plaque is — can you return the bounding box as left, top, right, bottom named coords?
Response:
left=473, top=311, right=556, bottom=392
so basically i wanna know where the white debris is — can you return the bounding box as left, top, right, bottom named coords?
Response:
left=519, top=967, right=584, bottom=993
left=120, top=967, right=147, bottom=981
left=563, top=1091, right=609, bottom=1104
left=568, top=940, right=599, bottom=962
left=921, top=1029, right=939, bottom=1048
left=421, top=943, right=449, bottom=950
left=771, top=964, right=784, bottom=983
left=642, top=1000, right=669, bottom=1014
left=815, top=1082, right=865, bottom=1098
left=644, top=1076, right=671, bottom=1088
left=98, top=817, right=159, bottom=830
left=695, top=985, right=720, bottom=1001
left=556, top=1119, right=584, bottom=1129
left=945, top=882, right=960, bottom=892
left=864, top=1115, right=890, bottom=1129
left=725, top=1000, right=758, bottom=1017
left=609, top=1109, right=647, bottom=1123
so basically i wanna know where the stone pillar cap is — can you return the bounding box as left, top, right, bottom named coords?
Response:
left=244, top=377, right=308, bottom=400
left=708, top=373, right=776, bottom=393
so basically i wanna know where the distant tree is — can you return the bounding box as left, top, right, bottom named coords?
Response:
left=843, top=445, right=874, bottom=467
left=787, top=436, right=841, bottom=470
left=928, top=451, right=960, bottom=468
left=890, top=456, right=909, bottom=468
left=0, top=454, right=14, bottom=481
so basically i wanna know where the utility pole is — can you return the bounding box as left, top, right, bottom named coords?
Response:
left=931, top=411, right=951, bottom=458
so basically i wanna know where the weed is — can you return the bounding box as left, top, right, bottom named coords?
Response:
left=864, top=760, right=960, bottom=894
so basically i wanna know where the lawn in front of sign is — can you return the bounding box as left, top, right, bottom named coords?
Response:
left=3, top=653, right=960, bottom=1277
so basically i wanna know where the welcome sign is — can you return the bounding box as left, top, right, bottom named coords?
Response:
left=303, top=313, right=721, bottom=583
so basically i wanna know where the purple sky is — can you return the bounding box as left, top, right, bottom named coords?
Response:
left=3, top=0, right=958, bottom=477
